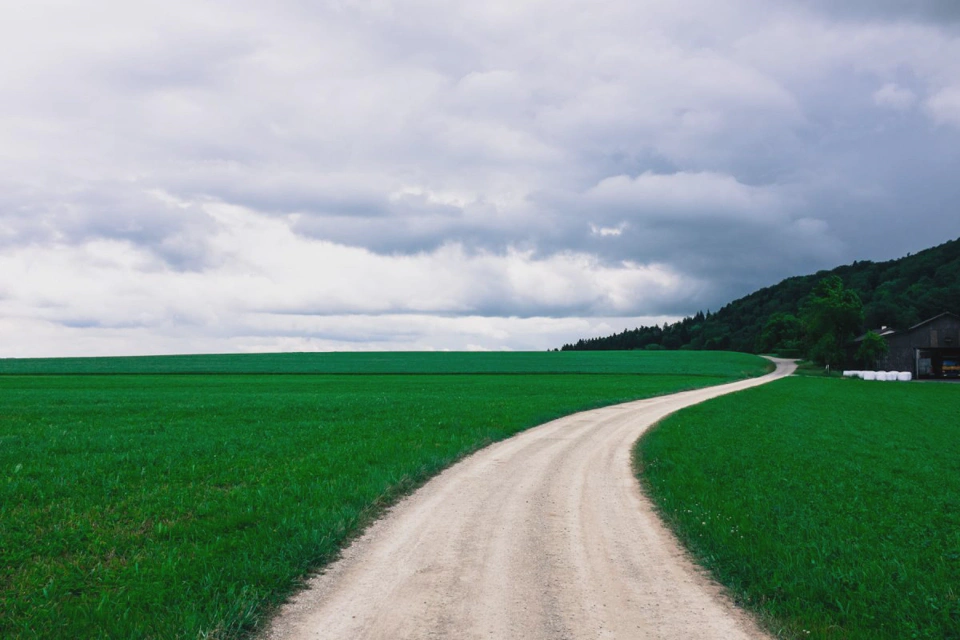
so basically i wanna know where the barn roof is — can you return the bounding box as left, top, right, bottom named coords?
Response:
left=853, top=327, right=897, bottom=342
left=906, top=311, right=960, bottom=332
left=854, top=312, right=960, bottom=342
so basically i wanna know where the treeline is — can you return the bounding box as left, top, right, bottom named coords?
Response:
left=562, top=237, right=960, bottom=354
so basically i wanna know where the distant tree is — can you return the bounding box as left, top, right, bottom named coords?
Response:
left=662, top=335, right=682, bottom=350
left=863, top=297, right=916, bottom=331
left=855, top=331, right=888, bottom=369
left=801, top=275, right=864, bottom=367
left=557, top=237, right=960, bottom=354
left=807, top=334, right=841, bottom=368
left=756, top=312, right=802, bottom=353
left=703, top=336, right=730, bottom=351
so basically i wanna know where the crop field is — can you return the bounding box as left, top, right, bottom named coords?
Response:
left=0, top=349, right=765, bottom=376
left=0, top=351, right=768, bottom=639
left=637, top=376, right=960, bottom=639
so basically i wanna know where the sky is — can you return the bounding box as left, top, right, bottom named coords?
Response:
left=2, top=0, right=959, bottom=356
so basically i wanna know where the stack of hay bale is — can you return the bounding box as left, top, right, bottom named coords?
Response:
left=842, top=370, right=912, bottom=381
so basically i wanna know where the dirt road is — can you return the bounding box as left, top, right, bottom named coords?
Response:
left=265, top=359, right=795, bottom=640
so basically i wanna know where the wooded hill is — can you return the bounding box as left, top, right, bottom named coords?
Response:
left=561, top=237, right=960, bottom=354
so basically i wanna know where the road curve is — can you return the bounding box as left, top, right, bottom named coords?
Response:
left=264, top=358, right=795, bottom=640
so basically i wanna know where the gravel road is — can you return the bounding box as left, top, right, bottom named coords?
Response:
left=264, top=358, right=795, bottom=640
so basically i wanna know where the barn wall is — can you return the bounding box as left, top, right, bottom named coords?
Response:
left=879, top=315, right=960, bottom=374
left=879, top=342, right=914, bottom=372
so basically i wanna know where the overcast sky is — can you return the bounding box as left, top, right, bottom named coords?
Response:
left=2, top=0, right=959, bottom=355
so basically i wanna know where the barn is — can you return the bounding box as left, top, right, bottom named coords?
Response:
left=863, top=312, right=960, bottom=379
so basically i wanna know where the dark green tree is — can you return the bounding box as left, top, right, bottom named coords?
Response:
left=560, top=237, right=960, bottom=353
left=756, top=312, right=802, bottom=353
left=855, top=331, right=889, bottom=369
left=801, top=275, right=864, bottom=367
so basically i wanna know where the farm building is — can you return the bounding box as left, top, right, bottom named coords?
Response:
left=856, top=312, right=960, bottom=379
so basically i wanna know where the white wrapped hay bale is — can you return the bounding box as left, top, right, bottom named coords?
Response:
left=863, top=371, right=877, bottom=380
left=897, top=372, right=912, bottom=381
left=843, top=370, right=856, bottom=378
left=883, top=371, right=898, bottom=381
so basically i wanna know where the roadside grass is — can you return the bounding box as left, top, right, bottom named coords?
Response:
left=0, top=349, right=770, bottom=377
left=636, top=376, right=960, bottom=639
left=792, top=360, right=844, bottom=378
left=1, top=351, right=767, bottom=639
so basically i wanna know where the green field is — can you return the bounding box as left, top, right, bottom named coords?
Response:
left=0, top=349, right=765, bottom=376
left=637, top=376, right=960, bottom=639
left=0, top=351, right=767, bottom=639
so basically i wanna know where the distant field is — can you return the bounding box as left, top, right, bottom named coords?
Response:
left=637, top=376, right=960, bottom=639
left=0, top=351, right=768, bottom=639
left=0, top=349, right=767, bottom=376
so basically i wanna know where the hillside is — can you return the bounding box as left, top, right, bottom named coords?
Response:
left=562, top=237, right=960, bottom=353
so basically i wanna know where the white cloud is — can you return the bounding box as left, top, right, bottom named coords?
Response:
left=0, top=313, right=682, bottom=358
left=926, top=87, right=960, bottom=128
left=873, top=83, right=917, bottom=110
left=0, top=201, right=702, bottom=354
left=590, top=223, right=627, bottom=237
left=585, top=172, right=787, bottom=223
left=0, top=0, right=958, bottom=354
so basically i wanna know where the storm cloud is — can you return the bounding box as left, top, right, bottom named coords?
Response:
left=1, top=0, right=958, bottom=354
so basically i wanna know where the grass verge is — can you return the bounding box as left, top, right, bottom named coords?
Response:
left=636, top=375, right=960, bottom=639
left=1, top=351, right=767, bottom=639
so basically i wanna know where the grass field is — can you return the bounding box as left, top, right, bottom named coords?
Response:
left=637, top=376, right=960, bottom=639
left=0, top=351, right=768, bottom=639
left=0, top=349, right=766, bottom=376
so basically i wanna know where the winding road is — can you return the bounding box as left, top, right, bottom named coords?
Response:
left=264, top=358, right=795, bottom=640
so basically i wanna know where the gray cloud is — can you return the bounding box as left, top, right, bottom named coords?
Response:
left=1, top=0, right=960, bottom=353
left=0, top=181, right=218, bottom=271
left=795, top=0, right=960, bottom=23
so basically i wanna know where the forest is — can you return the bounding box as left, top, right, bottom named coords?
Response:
left=561, top=237, right=960, bottom=355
